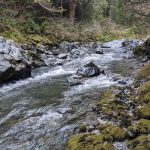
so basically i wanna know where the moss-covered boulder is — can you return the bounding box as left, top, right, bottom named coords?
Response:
left=128, top=119, right=150, bottom=135
left=127, top=135, right=150, bottom=150
left=67, top=133, right=114, bottom=150
left=138, top=81, right=150, bottom=104
left=137, top=119, right=150, bottom=134
left=138, top=106, right=150, bottom=119
left=136, top=64, right=150, bottom=82
left=96, top=88, right=133, bottom=125
left=98, top=124, right=127, bottom=141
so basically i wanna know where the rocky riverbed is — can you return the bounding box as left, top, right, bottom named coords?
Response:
left=0, top=36, right=149, bottom=150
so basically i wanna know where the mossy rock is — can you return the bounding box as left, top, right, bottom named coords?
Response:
left=98, top=89, right=115, bottom=105
left=129, top=119, right=150, bottom=135
left=98, top=124, right=126, bottom=141
left=138, top=106, right=150, bottom=119
left=79, top=125, right=87, bottom=133
left=142, top=92, right=150, bottom=104
left=136, top=64, right=150, bottom=81
left=137, top=119, right=150, bottom=134
left=127, top=135, right=150, bottom=150
left=97, top=88, right=132, bottom=122
left=140, top=81, right=150, bottom=95
left=67, top=133, right=114, bottom=150
left=107, top=126, right=126, bottom=141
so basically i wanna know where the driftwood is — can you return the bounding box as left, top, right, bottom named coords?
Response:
left=35, top=1, right=66, bottom=13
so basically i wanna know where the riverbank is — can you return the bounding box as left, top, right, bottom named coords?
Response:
left=67, top=40, right=150, bottom=150
left=1, top=19, right=149, bottom=46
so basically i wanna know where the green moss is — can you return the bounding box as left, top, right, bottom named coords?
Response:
left=127, top=135, right=150, bottom=150
left=67, top=133, right=114, bottom=150
left=138, top=106, right=150, bottom=119
left=140, top=81, right=150, bottom=95
left=2, top=28, right=27, bottom=43
left=142, top=92, right=150, bottom=103
left=137, top=119, right=150, bottom=134
left=129, top=119, right=150, bottom=135
left=136, top=64, right=150, bottom=81
left=107, top=126, right=126, bottom=141
left=79, top=125, right=87, bottom=133
left=98, top=124, right=126, bottom=141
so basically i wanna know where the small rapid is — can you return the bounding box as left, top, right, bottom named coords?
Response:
left=0, top=40, right=140, bottom=150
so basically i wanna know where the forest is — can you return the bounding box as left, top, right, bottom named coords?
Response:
left=0, top=0, right=150, bottom=44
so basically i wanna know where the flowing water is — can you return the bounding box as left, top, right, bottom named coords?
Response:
left=0, top=40, right=140, bottom=150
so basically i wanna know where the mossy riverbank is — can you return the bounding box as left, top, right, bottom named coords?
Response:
left=67, top=62, right=150, bottom=150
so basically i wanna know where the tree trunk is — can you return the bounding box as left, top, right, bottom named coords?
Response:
left=69, top=0, right=77, bottom=25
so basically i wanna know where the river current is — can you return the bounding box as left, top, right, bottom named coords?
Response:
left=0, top=40, right=140, bottom=150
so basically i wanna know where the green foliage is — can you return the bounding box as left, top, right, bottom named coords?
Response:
left=24, top=18, right=41, bottom=34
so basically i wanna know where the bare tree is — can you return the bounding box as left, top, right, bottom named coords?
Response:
left=69, top=0, right=78, bottom=24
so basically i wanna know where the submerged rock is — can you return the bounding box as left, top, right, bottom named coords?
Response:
left=67, top=76, right=82, bottom=86
left=76, top=62, right=101, bottom=77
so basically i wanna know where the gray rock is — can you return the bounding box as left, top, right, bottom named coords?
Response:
left=70, top=49, right=86, bottom=58
left=67, top=76, right=82, bottom=86
left=58, top=53, right=68, bottom=59
left=0, top=38, right=31, bottom=83
left=76, top=62, right=101, bottom=77
left=95, top=47, right=104, bottom=54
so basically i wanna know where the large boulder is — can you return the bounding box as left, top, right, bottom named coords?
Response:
left=0, top=37, right=31, bottom=83
left=0, top=61, right=31, bottom=83
left=76, top=62, right=102, bottom=77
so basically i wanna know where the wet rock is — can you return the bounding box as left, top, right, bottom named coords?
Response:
left=122, top=40, right=139, bottom=49
left=0, top=61, right=31, bottom=83
left=70, top=49, right=86, bottom=59
left=57, top=53, right=68, bottom=59
left=0, top=38, right=31, bottom=83
left=141, top=57, right=149, bottom=62
left=79, top=125, right=87, bottom=133
left=113, top=142, right=128, bottom=150
left=67, top=76, right=82, bottom=86
left=95, top=47, right=104, bottom=54
left=76, top=62, right=101, bottom=77
left=126, top=130, right=137, bottom=139
left=127, top=101, right=136, bottom=109
left=59, top=41, right=72, bottom=52
left=36, top=44, right=46, bottom=54
left=52, top=49, right=60, bottom=56
left=87, top=125, right=95, bottom=132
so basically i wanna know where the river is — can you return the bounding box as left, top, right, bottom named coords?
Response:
left=0, top=40, right=140, bottom=150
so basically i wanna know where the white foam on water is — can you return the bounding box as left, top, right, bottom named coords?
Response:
left=65, top=75, right=116, bottom=96
left=102, top=39, right=125, bottom=49
left=0, top=66, right=75, bottom=94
